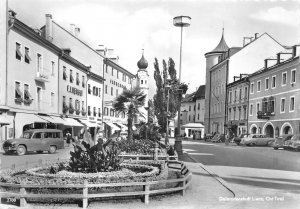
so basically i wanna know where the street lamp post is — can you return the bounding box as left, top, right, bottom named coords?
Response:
left=173, top=15, right=191, bottom=153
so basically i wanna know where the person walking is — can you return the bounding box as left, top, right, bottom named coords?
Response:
left=66, top=131, right=71, bottom=147
left=225, top=133, right=230, bottom=146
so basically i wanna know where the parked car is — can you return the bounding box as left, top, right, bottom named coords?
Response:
left=204, top=134, right=213, bottom=142
left=273, top=134, right=293, bottom=150
left=283, top=137, right=293, bottom=150
left=211, top=134, right=225, bottom=143
left=2, top=129, right=64, bottom=156
left=233, top=133, right=250, bottom=145
left=289, top=135, right=300, bottom=151
left=240, top=134, right=275, bottom=146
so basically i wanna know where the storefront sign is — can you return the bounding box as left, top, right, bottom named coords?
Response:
left=67, top=85, right=83, bottom=96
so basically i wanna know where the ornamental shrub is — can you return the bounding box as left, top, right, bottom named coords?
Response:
left=116, top=139, right=155, bottom=155
left=69, top=139, right=123, bottom=173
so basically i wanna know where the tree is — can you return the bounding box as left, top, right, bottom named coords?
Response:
left=113, top=87, right=146, bottom=140
left=153, top=58, right=188, bottom=134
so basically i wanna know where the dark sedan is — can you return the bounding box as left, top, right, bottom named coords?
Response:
left=273, top=134, right=293, bottom=150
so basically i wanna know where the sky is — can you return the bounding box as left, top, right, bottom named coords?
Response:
left=8, top=0, right=300, bottom=98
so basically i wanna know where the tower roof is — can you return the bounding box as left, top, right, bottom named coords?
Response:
left=137, top=49, right=148, bottom=70
left=206, top=28, right=229, bottom=55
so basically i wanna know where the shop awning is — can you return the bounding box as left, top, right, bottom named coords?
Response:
left=182, top=123, right=204, bottom=129
left=105, top=122, right=120, bottom=131
left=15, top=113, right=48, bottom=124
left=79, top=119, right=97, bottom=127
left=62, top=118, right=84, bottom=127
left=114, top=123, right=128, bottom=131
left=0, top=118, right=10, bottom=125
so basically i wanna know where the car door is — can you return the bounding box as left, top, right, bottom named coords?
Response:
left=31, top=132, right=43, bottom=151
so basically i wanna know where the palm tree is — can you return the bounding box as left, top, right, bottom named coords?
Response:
left=113, top=87, right=146, bottom=140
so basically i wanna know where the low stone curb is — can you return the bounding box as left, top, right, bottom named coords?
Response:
left=182, top=151, right=236, bottom=197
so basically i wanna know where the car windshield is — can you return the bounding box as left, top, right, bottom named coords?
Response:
left=22, top=132, right=33, bottom=139
left=291, top=135, right=300, bottom=141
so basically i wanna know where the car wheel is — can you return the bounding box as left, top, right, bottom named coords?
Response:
left=267, top=141, right=274, bottom=146
left=37, top=151, right=44, bottom=154
left=236, top=142, right=240, bottom=146
left=273, top=147, right=278, bottom=150
left=49, top=146, right=57, bottom=154
left=16, top=145, right=27, bottom=156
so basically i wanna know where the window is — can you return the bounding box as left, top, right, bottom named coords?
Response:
left=98, top=88, right=101, bottom=97
left=257, top=81, right=261, bottom=92
left=291, top=69, right=296, bottom=84
left=280, top=98, right=285, bottom=113
left=243, top=106, right=247, bottom=120
left=70, top=70, right=73, bottom=83
left=228, top=108, right=231, bottom=120
left=111, top=67, right=114, bottom=76
left=50, top=92, right=54, bottom=107
left=82, top=76, right=85, bottom=88
left=111, top=87, right=113, bottom=96
left=98, top=108, right=101, bottom=117
left=229, top=91, right=232, bottom=103
left=33, top=133, right=42, bottom=139
left=24, top=47, right=31, bottom=63
left=88, top=106, right=91, bottom=116
left=141, top=80, right=143, bottom=84
left=63, top=66, right=67, bottom=80
left=194, top=105, right=196, bottom=111
left=116, top=89, right=118, bottom=96
left=239, top=89, right=242, bottom=100
left=272, top=76, right=276, bottom=88
left=189, top=106, right=191, bottom=111
left=145, top=80, right=147, bottom=85
left=51, top=61, right=55, bottom=75
left=249, top=104, right=253, bottom=116
left=234, top=90, right=237, bottom=102
left=250, top=83, right=254, bottom=94
left=16, top=43, right=22, bottom=60
left=88, top=84, right=91, bottom=94
left=117, top=71, right=119, bottom=79
left=282, top=72, right=287, bottom=86
left=244, top=87, right=248, bottom=99
left=93, top=107, right=97, bottom=117
left=23, top=84, right=31, bottom=101
left=110, top=109, right=114, bottom=117
left=290, top=96, right=295, bottom=112
left=82, top=101, right=85, bottom=112
left=76, top=73, right=80, bottom=85
left=193, top=115, right=195, bottom=121
left=265, top=78, right=269, bottom=90
left=15, top=81, right=22, bottom=99
left=105, top=85, right=107, bottom=94
left=37, top=53, right=42, bottom=72
left=189, top=115, right=190, bottom=121
left=198, top=114, right=199, bottom=120
left=256, top=102, right=260, bottom=112
left=238, top=107, right=241, bottom=120
left=198, top=103, right=200, bottom=110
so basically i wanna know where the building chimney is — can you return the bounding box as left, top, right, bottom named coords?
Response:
left=254, top=33, right=259, bottom=39
left=292, top=45, right=300, bottom=57
left=70, top=24, right=75, bottom=35
left=75, top=27, right=80, bottom=37
left=62, top=48, right=71, bottom=56
left=96, top=45, right=106, bottom=56
left=264, top=59, right=268, bottom=69
left=45, top=14, right=53, bottom=41
left=277, top=53, right=281, bottom=64
left=243, top=37, right=253, bottom=46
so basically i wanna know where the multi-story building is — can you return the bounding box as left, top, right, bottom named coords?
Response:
left=204, top=30, right=285, bottom=135
left=179, top=85, right=205, bottom=138
left=41, top=14, right=105, bottom=140
left=102, top=56, right=135, bottom=138
left=226, top=75, right=249, bottom=136
left=0, top=10, right=96, bottom=143
left=248, top=45, right=300, bottom=137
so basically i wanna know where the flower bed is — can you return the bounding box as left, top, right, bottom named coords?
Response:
left=0, top=160, right=168, bottom=185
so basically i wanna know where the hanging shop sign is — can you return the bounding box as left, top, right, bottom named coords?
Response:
left=67, top=85, right=83, bottom=96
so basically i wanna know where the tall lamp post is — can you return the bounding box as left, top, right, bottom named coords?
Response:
left=173, top=15, right=191, bottom=153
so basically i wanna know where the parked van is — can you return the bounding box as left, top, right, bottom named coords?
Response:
left=3, top=129, right=64, bottom=155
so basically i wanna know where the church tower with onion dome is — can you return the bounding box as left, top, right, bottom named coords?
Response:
left=136, top=49, right=149, bottom=122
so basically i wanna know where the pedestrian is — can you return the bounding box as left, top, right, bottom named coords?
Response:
left=66, top=131, right=71, bottom=147
left=225, top=133, right=230, bottom=146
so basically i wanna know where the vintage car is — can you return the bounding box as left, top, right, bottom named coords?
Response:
left=233, top=133, right=250, bottom=145
left=240, top=134, right=275, bottom=146
left=289, top=135, right=300, bottom=151
left=273, top=134, right=293, bottom=150
left=3, top=129, right=64, bottom=155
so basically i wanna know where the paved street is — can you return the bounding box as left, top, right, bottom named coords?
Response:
left=181, top=139, right=300, bottom=207
left=0, top=144, right=74, bottom=170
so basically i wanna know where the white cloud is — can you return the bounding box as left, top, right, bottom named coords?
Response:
left=250, top=7, right=299, bottom=26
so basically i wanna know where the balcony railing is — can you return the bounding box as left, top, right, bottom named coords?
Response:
left=35, top=72, right=49, bottom=82
left=257, top=111, right=275, bottom=119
